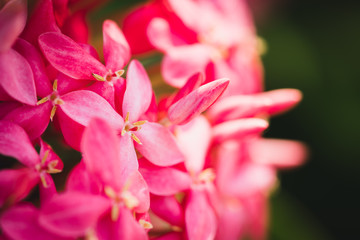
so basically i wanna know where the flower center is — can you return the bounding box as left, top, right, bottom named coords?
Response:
left=92, top=69, right=124, bottom=83
left=104, top=186, right=139, bottom=221
left=36, top=80, right=64, bottom=121
left=35, top=150, right=62, bottom=188
left=191, top=168, right=216, bottom=186
left=121, top=112, right=147, bottom=145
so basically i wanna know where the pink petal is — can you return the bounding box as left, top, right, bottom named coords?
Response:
left=39, top=191, right=110, bottom=237
left=227, top=163, right=277, bottom=197
left=0, top=101, right=21, bottom=118
left=207, top=95, right=268, bottom=124
left=212, top=118, right=268, bottom=143
left=21, top=0, right=61, bottom=47
left=171, top=72, right=205, bottom=104
left=222, top=49, right=264, bottom=95
left=122, top=2, right=161, bottom=54
left=3, top=102, right=52, bottom=140
left=52, top=0, right=69, bottom=27
left=66, top=161, right=102, bottom=194
left=147, top=18, right=174, bottom=52
left=56, top=110, right=85, bottom=151
left=135, top=122, right=184, bottom=167
left=139, top=159, right=191, bottom=196
left=81, top=118, right=137, bottom=191
left=85, top=81, right=115, bottom=108
left=62, top=10, right=89, bottom=43
left=103, top=20, right=130, bottom=71
left=126, top=171, right=150, bottom=213
left=167, top=0, right=218, bottom=33
left=140, top=92, right=158, bottom=122
left=250, top=138, right=307, bottom=169
left=0, top=0, right=27, bottom=52
left=214, top=140, right=241, bottom=193
left=0, top=120, right=40, bottom=167
left=243, top=193, right=268, bottom=240
left=0, top=90, right=13, bottom=103
left=96, top=207, right=148, bottom=240
left=168, top=78, right=229, bottom=125
left=79, top=43, right=100, bottom=60
left=0, top=204, right=69, bottom=240
left=216, top=201, right=246, bottom=240
left=113, top=76, right=126, bottom=114
left=39, top=32, right=107, bottom=79
left=122, top=60, right=152, bottom=121
left=150, top=195, right=184, bottom=227
left=0, top=168, right=39, bottom=207
left=162, top=44, right=212, bottom=88
left=261, top=88, right=303, bottom=115
left=185, top=189, right=217, bottom=240
left=176, top=116, right=211, bottom=174
left=59, top=90, right=123, bottom=129
left=39, top=174, right=57, bottom=204
left=13, top=38, right=53, bottom=98
left=0, top=49, right=37, bottom=105
left=56, top=73, right=92, bottom=95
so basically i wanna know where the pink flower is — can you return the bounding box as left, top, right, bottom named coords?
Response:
left=38, top=118, right=150, bottom=239
left=123, top=0, right=263, bottom=94
left=38, top=20, right=130, bottom=107
left=0, top=203, right=71, bottom=240
left=139, top=116, right=220, bottom=239
left=3, top=30, right=124, bottom=147
left=0, top=121, right=63, bottom=207
left=207, top=88, right=307, bottom=239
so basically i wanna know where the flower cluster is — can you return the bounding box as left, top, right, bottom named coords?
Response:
left=0, top=0, right=307, bottom=239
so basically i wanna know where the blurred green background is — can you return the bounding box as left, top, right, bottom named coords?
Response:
left=89, top=0, right=360, bottom=239
left=254, top=0, right=360, bottom=239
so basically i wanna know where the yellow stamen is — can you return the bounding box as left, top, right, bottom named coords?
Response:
left=41, top=150, right=50, bottom=164
left=37, top=97, right=49, bottom=105
left=124, top=112, right=130, bottom=122
left=50, top=106, right=57, bottom=121
left=171, top=226, right=182, bottom=232
left=115, top=70, right=125, bottom=78
left=198, top=168, right=216, bottom=183
left=92, top=73, right=105, bottom=81
left=122, top=179, right=131, bottom=192
left=53, top=79, right=58, bottom=91
left=85, top=229, right=98, bottom=240
left=121, top=129, right=126, bottom=136
left=121, top=191, right=139, bottom=210
left=131, top=133, right=142, bottom=145
left=104, top=186, right=117, bottom=199
left=132, top=120, right=147, bottom=126
left=111, top=204, right=120, bottom=221
left=47, top=160, right=61, bottom=174
left=139, top=219, right=153, bottom=230
left=40, top=175, right=48, bottom=188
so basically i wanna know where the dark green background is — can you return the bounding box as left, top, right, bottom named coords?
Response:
left=255, top=1, right=360, bottom=239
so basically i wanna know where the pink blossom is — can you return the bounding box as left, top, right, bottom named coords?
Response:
left=37, top=118, right=150, bottom=239
left=0, top=203, right=72, bottom=240
left=0, top=121, right=63, bottom=207
left=123, top=0, right=263, bottom=95
left=38, top=20, right=130, bottom=107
